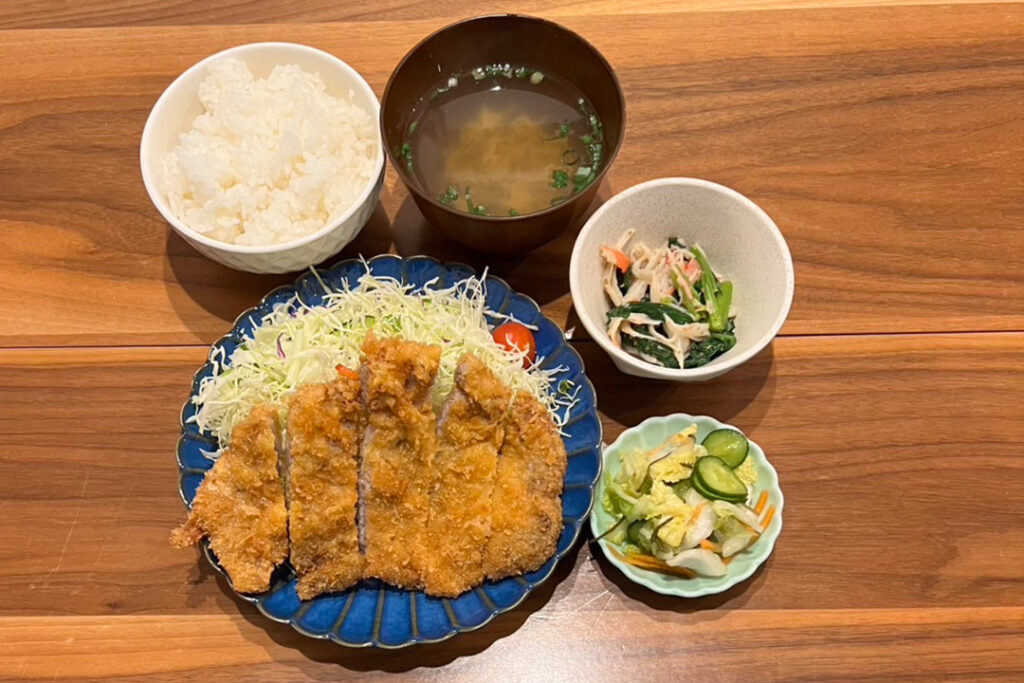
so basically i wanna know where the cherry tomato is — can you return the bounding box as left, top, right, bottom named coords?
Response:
left=492, top=322, right=537, bottom=367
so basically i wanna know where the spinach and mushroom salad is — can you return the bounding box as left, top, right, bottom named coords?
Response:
left=600, top=230, right=736, bottom=369
left=398, top=64, right=605, bottom=217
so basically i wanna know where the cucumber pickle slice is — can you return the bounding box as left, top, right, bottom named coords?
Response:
left=693, top=456, right=748, bottom=502
left=702, top=429, right=749, bottom=468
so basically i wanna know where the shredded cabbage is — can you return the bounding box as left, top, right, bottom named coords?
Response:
left=618, top=449, right=650, bottom=492
left=664, top=548, right=728, bottom=577
left=602, top=479, right=639, bottom=519
left=734, top=458, right=758, bottom=487
left=641, top=481, right=692, bottom=521
left=191, top=266, right=574, bottom=446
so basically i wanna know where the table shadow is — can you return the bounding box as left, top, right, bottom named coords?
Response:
left=163, top=176, right=612, bottom=339
left=573, top=340, right=777, bottom=433
left=585, top=534, right=770, bottom=617
left=163, top=204, right=394, bottom=340
left=390, top=182, right=611, bottom=310
left=163, top=230, right=292, bottom=328
left=204, top=537, right=586, bottom=674
left=326, top=201, right=395, bottom=263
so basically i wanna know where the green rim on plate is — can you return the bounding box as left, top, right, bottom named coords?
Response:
left=590, top=413, right=783, bottom=597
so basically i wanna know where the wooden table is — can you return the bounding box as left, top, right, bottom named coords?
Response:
left=1, top=1, right=1022, bottom=680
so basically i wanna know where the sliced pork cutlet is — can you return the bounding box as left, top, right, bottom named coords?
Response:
left=422, top=354, right=512, bottom=597
left=483, top=390, right=568, bottom=580
left=284, top=375, right=364, bottom=600
left=171, top=404, right=288, bottom=593
left=359, top=334, right=441, bottom=589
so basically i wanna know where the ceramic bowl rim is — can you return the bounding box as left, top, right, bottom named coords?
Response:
left=589, top=412, right=784, bottom=597
left=569, top=177, right=795, bottom=380
left=139, top=41, right=386, bottom=255
left=379, top=13, right=625, bottom=223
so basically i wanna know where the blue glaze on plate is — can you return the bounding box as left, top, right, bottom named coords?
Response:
left=177, top=256, right=602, bottom=648
left=414, top=593, right=454, bottom=641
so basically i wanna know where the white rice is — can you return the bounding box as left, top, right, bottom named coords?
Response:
left=162, top=58, right=377, bottom=246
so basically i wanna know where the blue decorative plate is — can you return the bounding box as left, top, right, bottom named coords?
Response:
left=176, top=255, right=603, bottom=648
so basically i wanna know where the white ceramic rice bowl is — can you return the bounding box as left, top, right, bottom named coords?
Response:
left=140, top=42, right=385, bottom=274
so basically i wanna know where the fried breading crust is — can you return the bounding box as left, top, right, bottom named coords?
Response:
left=422, top=354, right=512, bottom=596
left=170, top=404, right=288, bottom=593
left=359, top=334, right=441, bottom=589
left=285, top=377, right=364, bottom=600
left=483, top=390, right=567, bottom=580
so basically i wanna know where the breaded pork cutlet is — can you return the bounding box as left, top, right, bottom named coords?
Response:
left=483, top=390, right=567, bottom=580
left=359, top=334, right=441, bottom=589
left=422, top=354, right=512, bottom=596
left=284, top=375, right=364, bottom=600
left=171, top=404, right=288, bottom=593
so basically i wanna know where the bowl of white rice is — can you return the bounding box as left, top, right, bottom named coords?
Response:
left=140, top=42, right=385, bottom=273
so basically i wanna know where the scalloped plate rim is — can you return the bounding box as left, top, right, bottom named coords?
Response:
left=177, top=254, right=602, bottom=648
left=589, top=413, right=783, bottom=598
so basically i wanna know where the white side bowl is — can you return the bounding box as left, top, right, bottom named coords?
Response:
left=569, top=178, right=794, bottom=381
left=140, top=42, right=385, bottom=274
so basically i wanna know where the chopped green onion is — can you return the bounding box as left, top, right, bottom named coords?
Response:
left=550, top=169, right=569, bottom=189
left=438, top=185, right=459, bottom=206
left=398, top=142, right=414, bottom=174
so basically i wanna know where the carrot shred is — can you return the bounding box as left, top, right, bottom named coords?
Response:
left=754, top=491, right=768, bottom=515
left=606, top=546, right=696, bottom=578
left=700, top=539, right=721, bottom=552
left=600, top=245, right=632, bottom=273
left=688, top=503, right=706, bottom=528
left=739, top=521, right=762, bottom=536
left=761, top=505, right=777, bottom=528
left=336, top=365, right=359, bottom=379
left=627, top=559, right=696, bottom=579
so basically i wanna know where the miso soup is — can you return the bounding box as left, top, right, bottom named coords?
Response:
left=399, top=65, right=605, bottom=217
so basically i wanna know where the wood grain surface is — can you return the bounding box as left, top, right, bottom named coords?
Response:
left=3, top=608, right=1022, bottom=680
left=1, top=334, right=1022, bottom=679
left=1, top=4, right=1022, bottom=346
left=0, top=0, right=1018, bottom=29
left=0, top=2, right=1022, bottom=681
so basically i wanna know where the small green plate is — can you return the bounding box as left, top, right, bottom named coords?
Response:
left=590, top=413, right=783, bottom=597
